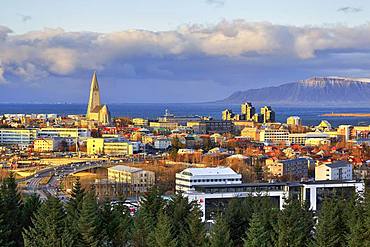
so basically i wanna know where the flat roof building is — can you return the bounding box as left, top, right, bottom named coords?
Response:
left=184, top=180, right=364, bottom=222
left=175, top=167, right=242, bottom=193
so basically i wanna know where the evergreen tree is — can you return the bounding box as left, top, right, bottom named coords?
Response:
left=22, top=196, right=65, bottom=247
left=224, top=198, right=253, bottom=246
left=63, top=177, right=86, bottom=246
left=153, top=210, right=177, bottom=247
left=277, top=199, right=314, bottom=247
left=253, top=196, right=279, bottom=246
left=21, top=193, right=41, bottom=230
left=244, top=213, right=269, bottom=247
left=346, top=195, right=367, bottom=247
left=0, top=173, right=23, bottom=247
left=101, top=200, right=133, bottom=247
left=77, top=192, right=107, bottom=247
left=132, top=186, right=163, bottom=247
left=166, top=193, right=193, bottom=246
left=209, top=214, right=232, bottom=247
left=185, top=206, right=207, bottom=247
left=362, top=191, right=370, bottom=247
left=314, top=197, right=347, bottom=247
left=0, top=215, right=12, bottom=247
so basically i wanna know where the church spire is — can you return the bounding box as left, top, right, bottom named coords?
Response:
left=87, top=71, right=101, bottom=115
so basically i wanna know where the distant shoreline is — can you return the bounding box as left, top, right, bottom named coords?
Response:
left=321, top=113, right=370, bottom=117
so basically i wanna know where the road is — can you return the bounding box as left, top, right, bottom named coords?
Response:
left=22, top=160, right=117, bottom=201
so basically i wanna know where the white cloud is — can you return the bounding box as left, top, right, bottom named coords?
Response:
left=0, top=66, right=6, bottom=83
left=1, top=21, right=370, bottom=82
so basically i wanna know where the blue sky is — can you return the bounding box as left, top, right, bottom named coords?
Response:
left=0, top=0, right=370, bottom=103
left=2, top=0, right=369, bottom=33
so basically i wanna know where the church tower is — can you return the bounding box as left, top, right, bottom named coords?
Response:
left=87, top=71, right=101, bottom=116
left=86, top=71, right=111, bottom=125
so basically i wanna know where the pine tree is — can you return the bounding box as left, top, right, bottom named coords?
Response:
left=77, top=192, right=107, bottom=247
left=362, top=191, right=370, bottom=247
left=209, top=214, right=232, bottom=247
left=23, top=196, right=65, bottom=247
left=244, top=213, right=269, bottom=247
left=0, top=173, right=23, bottom=247
left=101, top=200, right=133, bottom=247
left=153, top=210, right=177, bottom=247
left=132, top=186, right=163, bottom=247
left=21, top=193, right=41, bottom=230
left=314, top=197, right=347, bottom=247
left=0, top=215, right=12, bottom=247
left=63, top=177, right=86, bottom=246
left=166, top=193, right=193, bottom=246
left=346, top=195, right=367, bottom=247
left=277, top=199, right=314, bottom=247
left=224, top=198, right=253, bottom=246
left=185, top=206, right=207, bottom=247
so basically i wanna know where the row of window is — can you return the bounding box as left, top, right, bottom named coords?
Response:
left=177, top=178, right=240, bottom=183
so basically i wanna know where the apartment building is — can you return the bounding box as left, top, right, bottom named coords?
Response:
left=107, top=165, right=155, bottom=193
left=315, top=161, right=353, bottom=181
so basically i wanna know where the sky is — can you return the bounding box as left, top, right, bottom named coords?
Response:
left=1, top=0, right=370, bottom=103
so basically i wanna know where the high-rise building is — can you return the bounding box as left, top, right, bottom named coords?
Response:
left=86, top=71, right=111, bottom=125
left=222, top=109, right=239, bottom=121
left=287, top=116, right=302, bottom=126
left=240, top=102, right=255, bottom=120
left=260, top=106, right=275, bottom=123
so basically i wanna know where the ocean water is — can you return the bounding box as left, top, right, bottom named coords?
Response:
left=0, top=103, right=369, bottom=127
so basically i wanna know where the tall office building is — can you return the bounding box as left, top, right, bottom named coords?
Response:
left=260, top=106, right=275, bottom=123
left=240, top=102, right=255, bottom=120
left=86, top=71, right=111, bottom=125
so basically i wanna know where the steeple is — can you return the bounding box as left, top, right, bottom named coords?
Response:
left=87, top=71, right=101, bottom=115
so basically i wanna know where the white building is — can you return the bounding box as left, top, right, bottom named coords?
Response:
left=184, top=181, right=364, bottom=222
left=289, top=132, right=330, bottom=145
left=315, top=161, right=353, bottom=181
left=38, top=128, right=90, bottom=138
left=154, top=137, right=172, bottom=150
left=0, top=129, right=37, bottom=148
left=175, top=167, right=242, bottom=193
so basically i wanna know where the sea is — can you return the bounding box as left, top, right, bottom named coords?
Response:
left=0, top=103, right=370, bottom=127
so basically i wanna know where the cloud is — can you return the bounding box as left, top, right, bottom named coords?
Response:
left=0, top=66, right=6, bottom=83
left=337, top=6, right=362, bottom=13
left=1, top=20, right=370, bottom=102
left=17, top=13, right=32, bottom=22
left=206, top=0, right=225, bottom=7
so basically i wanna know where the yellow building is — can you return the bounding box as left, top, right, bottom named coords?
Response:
left=241, top=127, right=260, bottom=141
left=149, top=121, right=178, bottom=130
left=107, top=165, right=155, bottom=193
left=287, top=116, right=302, bottom=126
left=260, top=106, right=275, bottom=123
left=132, top=118, right=148, bottom=126
left=33, top=138, right=61, bottom=152
left=87, top=138, right=133, bottom=156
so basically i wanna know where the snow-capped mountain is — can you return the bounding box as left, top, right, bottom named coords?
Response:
left=221, top=77, right=370, bottom=106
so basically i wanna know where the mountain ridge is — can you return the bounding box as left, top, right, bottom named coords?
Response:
left=221, top=77, right=370, bottom=106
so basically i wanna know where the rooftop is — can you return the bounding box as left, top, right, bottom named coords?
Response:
left=180, top=166, right=239, bottom=176
left=326, top=161, right=352, bottom=169
left=108, top=165, right=142, bottom=173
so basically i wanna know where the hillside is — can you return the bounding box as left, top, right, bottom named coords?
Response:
left=221, top=77, right=370, bottom=106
